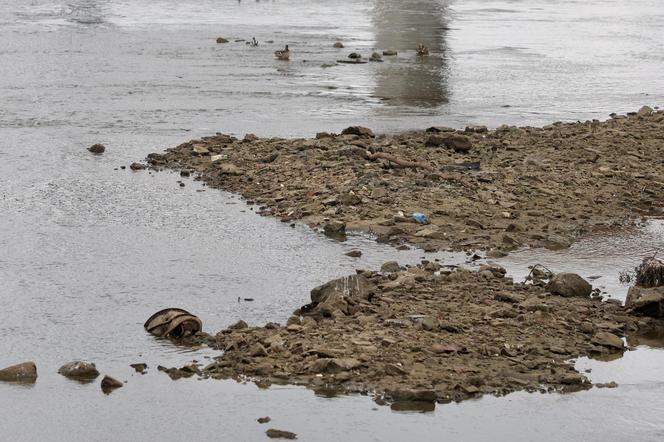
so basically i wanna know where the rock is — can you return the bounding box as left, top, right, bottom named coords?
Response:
left=311, top=358, right=361, bottom=373
left=266, top=429, right=297, bottom=439
left=58, top=361, right=99, bottom=379
left=338, top=193, right=361, bottom=205
left=465, top=125, right=488, bottom=133
left=382, top=49, right=397, bottom=56
left=129, top=162, right=146, bottom=171
left=625, top=286, right=664, bottom=318
left=591, top=332, right=624, bottom=350
left=638, top=105, right=653, bottom=117
left=243, top=133, right=259, bottom=142
left=88, top=143, right=105, bottom=154
left=387, top=389, right=437, bottom=402
left=486, top=249, right=508, bottom=258
left=323, top=220, right=346, bottom=235
left=316, top=132, right=334, bottom=139
left=257, top=416, right=271, bottom=424
left=101, top=375, right=123, bottom=393
left=286, top=315, right=301, bottom=326
left=130, top=363, right=148, bottom=374
left=0, top=362, right=37, bottom=383
left=216, top=37, right=229, bottom=43
left=333, top=42, right=344, bottom=48
left=229, top=319, right=249, bottom=330
left=348, top=52, right=362, bottom=59
left=381, top=261, right=400, bottom=273
left=432, top=343, right=464, bottom=354
left=249, top=343, right=268, bottom=357
left=419, top=316, right=438, bottom=331
left=425, top=134, right=472, bottom=153
left=547, top=273, right=592, bottom=297
left=345, top=250, right=362, bottom=258
left=341, top=126, right=375, bottom=138
left=479, top=264, right=507, bottom=278
left=218, top=163, right=244, bottom=175
left=369, top=52, right=383, bottom=62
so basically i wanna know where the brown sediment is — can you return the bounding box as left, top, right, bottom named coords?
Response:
left=143, top=108, right=664, bottom=404
left=181, top=264, right=661, bottom=404
left=144, top=108, right=664, bottom=254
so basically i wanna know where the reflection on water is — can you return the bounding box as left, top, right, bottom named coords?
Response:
left=372, top=0, right=449, bottom=107
left=627, top=327, right=664, bottom=349
left=390, top=400, right=436, bottom=413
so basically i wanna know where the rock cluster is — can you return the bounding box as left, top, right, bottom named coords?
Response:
left=182, top=264, right=651, bottom=404
left=144, top=110, right=664, bottom=254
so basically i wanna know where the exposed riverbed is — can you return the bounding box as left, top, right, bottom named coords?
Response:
left=1, top=0, right=664, bottom=441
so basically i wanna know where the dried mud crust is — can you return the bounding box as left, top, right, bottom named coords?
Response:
left=186, top=265, right=659, bottom=404
left=145, top=109, right=664, bottom=253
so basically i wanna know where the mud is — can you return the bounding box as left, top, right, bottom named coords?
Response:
left=144, top=108, right=664, bottom=254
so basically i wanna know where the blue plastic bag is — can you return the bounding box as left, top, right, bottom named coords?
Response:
left=412, top=212, right=428, bottom=224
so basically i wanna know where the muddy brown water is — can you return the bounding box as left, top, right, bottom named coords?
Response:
left=1, top=0, right=664, bottom=440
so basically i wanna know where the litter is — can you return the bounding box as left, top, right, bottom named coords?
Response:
left=144, top=308, right=202, bottom=339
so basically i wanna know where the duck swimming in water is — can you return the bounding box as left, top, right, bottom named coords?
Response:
left=416, top=43, right=429, bottom=56
left=274, top=45, right=290, bottom=60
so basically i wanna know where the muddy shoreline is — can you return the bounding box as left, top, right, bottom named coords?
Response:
left=142, top=109, right=664, bottom=404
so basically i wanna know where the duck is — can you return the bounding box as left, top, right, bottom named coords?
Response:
left=274, top=45, right=290, bottom=60
left=416, top=43, right=429, bottom=56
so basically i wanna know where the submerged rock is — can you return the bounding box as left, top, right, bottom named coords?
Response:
left=0, top=362, right=37, bottom=383
left=101, top=375, right=123, bottom=394
left=266, top=429, right=297, bottom=439
left=547, top=273, right=592, bottom=297
left=58, top=361, right=99, bottom=380
left=88, top=143, right=105, bottom=154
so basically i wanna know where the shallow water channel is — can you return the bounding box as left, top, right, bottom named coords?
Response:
left=1, top=0, right=664, bottom=440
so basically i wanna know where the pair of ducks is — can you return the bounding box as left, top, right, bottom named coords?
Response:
left=273, top=43, right=429, bottom=61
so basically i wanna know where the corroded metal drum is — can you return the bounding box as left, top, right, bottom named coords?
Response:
left=144, top=308, right=202, bottom=339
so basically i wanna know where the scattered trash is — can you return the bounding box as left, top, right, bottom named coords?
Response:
left=412, top=212, right=428, bottom=224
left=144, top=308, right=202, bottom=339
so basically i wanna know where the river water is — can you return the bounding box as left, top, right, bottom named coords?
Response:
left=1, top=0, right=663, bottom=440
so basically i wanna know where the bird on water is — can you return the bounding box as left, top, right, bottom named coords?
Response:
left=274, top=45, right=290, bottom=60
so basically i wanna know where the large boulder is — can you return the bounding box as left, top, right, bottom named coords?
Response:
left=304, top=274, right=373, bottom=319
left=625, top=286, right=664, bottom=318
left=0, top=362, right=37, bottom=383
left=547, top=273, right=592, bottom=297
left=58, top=361, right=100, bottom=380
